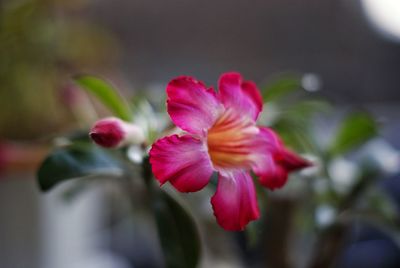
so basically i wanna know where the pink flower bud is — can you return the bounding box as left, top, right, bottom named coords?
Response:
left=89, top=117, right=145, bottom=148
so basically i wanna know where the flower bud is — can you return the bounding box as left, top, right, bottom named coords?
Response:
left=89, top=117, right=145, bottom=148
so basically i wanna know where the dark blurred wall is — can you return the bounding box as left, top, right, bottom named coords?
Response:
left=89, top=0, right=400, bottom=103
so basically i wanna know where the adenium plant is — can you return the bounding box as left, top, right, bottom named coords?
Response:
left=90, top=72, right=311, bottom=230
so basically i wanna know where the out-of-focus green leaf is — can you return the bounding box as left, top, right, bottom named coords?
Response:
left=329, top=112, right=378, bottom=156
left=37, top=142, right=123, bottom=192
left=273, top=111, right=318, bottom=153
left=153, top=190, right=201, bottom=268
left=74, top=75, right=132, bottom=121
left=262, top=75, right=302, bottom=102
left=270, top=100, right=330, bottom=153
left=287, top=100, right=331, bottom=118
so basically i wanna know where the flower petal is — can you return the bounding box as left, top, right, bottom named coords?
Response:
left=218, top=72, right=263, bottom=121
left=211, top=170, right=260, bottom=231
left=249, top=127, right=281, bottom=175
left=251, top=127, right=311, bottom=190
left=149, top=134, right=213, bottom=192
left=276, top=148, right=312, bottom=172
left=257, top=155, right=289, bottom=190
left=167, top=76, right=222, bottom=135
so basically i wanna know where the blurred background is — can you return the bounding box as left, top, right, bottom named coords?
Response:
left=1, top=0, right=400, bottom=267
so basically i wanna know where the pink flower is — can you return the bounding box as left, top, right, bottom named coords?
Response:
left=89, top=117, right=145, bottom=148
left=149, top=72, right=311, bottom=231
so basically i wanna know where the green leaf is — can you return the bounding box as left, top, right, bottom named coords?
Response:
left=153, top=191, right=201, bottom=268
left=329, top=112, right=378, bottom=156
left=262, top=74, right=302, bottom=102
left=271, top=100, right=331, bottom=152
left=287, top=100, right=331, bottom=118
left=74, top=75, right=132, bottom=121
left=37, top=142, right=123, bottom=192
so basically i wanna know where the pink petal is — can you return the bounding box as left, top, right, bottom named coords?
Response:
left=257, top=155, right=289, bottom=190
left=149, top=134, right=214, bottom=192
left=167, top=76, right=222, bottom=135
left=249, top=127, right=282, bottom=175
left=218, top=72, right=263, bottom=121
left=251, top=127, right=311, bottom=190
left=276, top=148, right=312, bottom=172
left=211, top=171, right=260, bottom=231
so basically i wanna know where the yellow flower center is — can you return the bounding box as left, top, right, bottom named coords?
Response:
left=207, top=109, right=259, bottom=170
